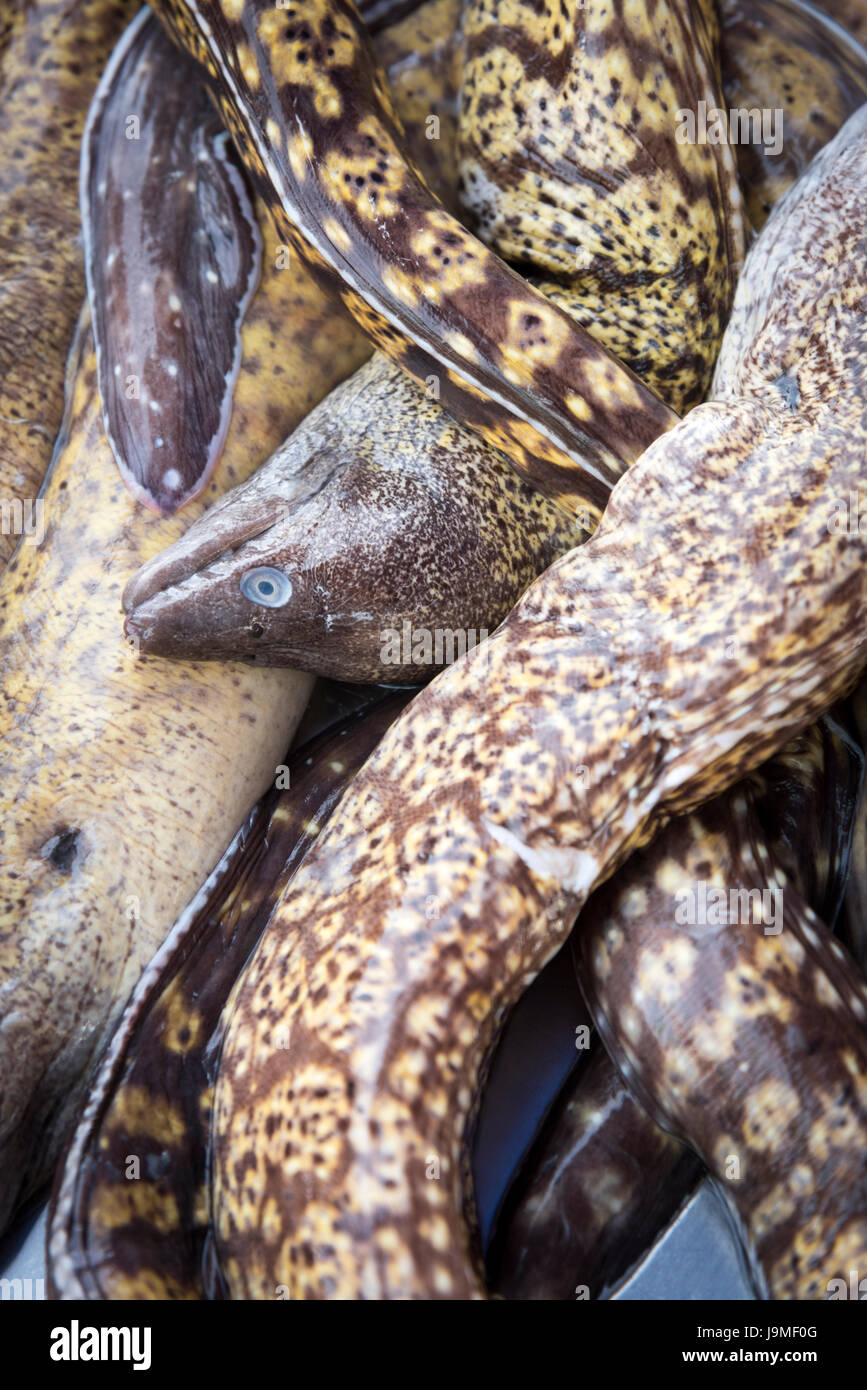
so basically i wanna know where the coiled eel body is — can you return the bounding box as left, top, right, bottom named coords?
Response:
left=44, top=2, right=867, bottom=1301
left=0, top=112, right=374, bottom=1232
left=193, top=110, right=867, bottom=1299
left=146, top=0, right=689, bottom=521
left=490, top=714, right=863, bottom=1300
left=122, top=0, right=752, bottom=668
left=120, top=0, right=867, bottom=677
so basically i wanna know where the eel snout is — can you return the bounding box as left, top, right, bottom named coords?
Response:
left=122, top=474, right=336, bottom=666
left=121, top=406, right=348, bottom=661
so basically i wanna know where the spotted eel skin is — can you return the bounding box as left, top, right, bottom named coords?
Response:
left=575, top=782, right=867, bottom=1300
left=198, top=109, right=867, bottom=1299
left=147, top=0, right=678, bottom=521
left=48, top=695, right=410, bottom=1300
left=720, top=0, right=867, bottom=230
left=492, top=715, right=864, bottom=1300
left=117, top=0, right=864, bottom=680
left=457, top=0, right=746, bottom=413
left=0, top=0, right=139, bottom=568
left=122, top=0, right=756, bottom=663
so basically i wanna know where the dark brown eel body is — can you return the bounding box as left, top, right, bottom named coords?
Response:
left=81, top=9, right=262, bottom=514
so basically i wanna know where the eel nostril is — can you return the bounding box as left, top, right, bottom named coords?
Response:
left=41, top=829, right=81, bottom=874
left=250, top=622, right=264, bottom=638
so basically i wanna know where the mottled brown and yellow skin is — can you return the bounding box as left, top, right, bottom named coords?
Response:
left=148, top=0, right=678, bottom=522
left=576, top=787, right=867, bottom=1301
left=491, top=712, right=862, bottom=1300
left=0, top=0, right=139, bottom=568
left=124, top=0, right=855, bottom=673
left=721, top=0, right=867, bottom=230
left=458, top=0, right=746, bottom=414
left=0, top=206, right=369, bottom=1233
left=203, top=111, right=867, bottom=1299
left=47, top=695, right=409, bottom=1300
left=120, top=0, right=584, bottom=678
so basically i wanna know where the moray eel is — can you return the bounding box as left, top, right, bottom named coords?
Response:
left=82, top=9, right=262, bottom=514
left=47, top=706, right=862, bottom=1299
left=575, top=784, right=867, bottom=1301
left=122, top=354, right=584, bottom=681
left=119, top=0, right=589, bottom=680
left=48, top=694, right=410, bottom=1300
left=0, top=0, right=139, bottom=568
left=0, top=185, right=369, bottom=1233
left=122, top=0, right=750, bottom=668
left=147, top=0, right=679, bottom=521
left=720, top=0, right=867, bottom=231
left=191, top=111, right=867, bottom=1299
left=457, top=0, right=745, bottom=414
left=489, top=713, right=863, bottom=1301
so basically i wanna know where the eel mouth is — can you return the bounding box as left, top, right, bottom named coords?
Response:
left=122, top=414, right=348, bottom=636
left=121, top=475, right=304, bottom=660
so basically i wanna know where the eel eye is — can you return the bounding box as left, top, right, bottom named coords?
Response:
left=240, top=566, right=293, bottom=608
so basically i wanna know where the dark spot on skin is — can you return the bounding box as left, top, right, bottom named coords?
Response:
left=41, top=829, right=80, bottom=873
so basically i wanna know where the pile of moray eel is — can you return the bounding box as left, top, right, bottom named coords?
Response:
left=2, top=0, right=867, bottom=1301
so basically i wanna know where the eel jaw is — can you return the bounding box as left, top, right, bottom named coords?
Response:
left=121, top=475, right=312, bottom=661
left=123, top=546, right=294, bottom=662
